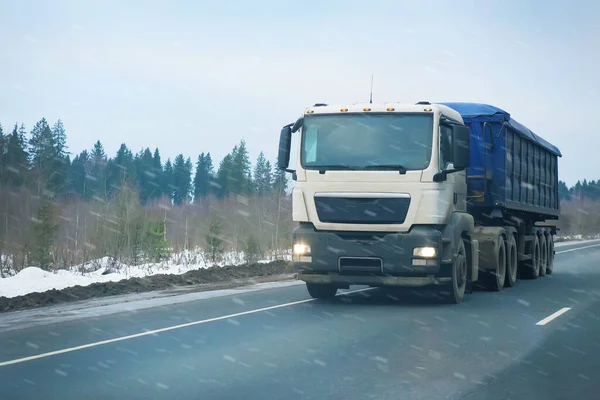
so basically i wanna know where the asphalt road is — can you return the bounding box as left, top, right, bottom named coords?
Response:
left=1, top=241, right=600, bottom=400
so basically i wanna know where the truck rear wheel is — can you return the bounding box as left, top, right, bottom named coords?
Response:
left=439, top=240, right=467, bottom=304
left=521, top=235, right=540, bottom=279
left=504, top=234, right=518, bottom=287
left=479, top=236, right=506, bottom=291
left=546, top=236, right=554, bottom=275
left=306, top=283, right=338, bottom=299
left=539, top=236, right=548, bottom=277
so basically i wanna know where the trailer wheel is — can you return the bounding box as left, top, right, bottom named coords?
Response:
left=504, top=234, right=518, bottom=287
left=306, top=283, right=338, bottom=299
left=479, top=236, right=506, bottom=291
left=521, top=236, right=540, bottom=279
left=539, top=235, right=548, bottom=277
left=546, top=236, right=554, bottom=275
left=439, top=240, right=467, bottom=304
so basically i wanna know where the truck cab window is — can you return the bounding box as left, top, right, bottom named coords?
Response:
left=439, top=124, right=453, bottom=169
left=304, top=128, right=318, bottom=163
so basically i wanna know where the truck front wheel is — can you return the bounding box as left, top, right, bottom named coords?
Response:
left=306, top=283, right=338, bottom=299
left=439, top=240, right=467, bottom=304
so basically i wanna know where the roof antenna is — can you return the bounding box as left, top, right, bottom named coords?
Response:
left=369, top=73, right=374, bottom=104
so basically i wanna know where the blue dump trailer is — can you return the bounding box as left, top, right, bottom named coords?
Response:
left=278, top=101, right=562, bottom=303
left=440, top=103, right=561, bottom=221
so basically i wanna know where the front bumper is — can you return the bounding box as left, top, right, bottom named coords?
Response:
left=298, top=273, right=451, bottom=287
left=292, top=223, right=446, bottom=282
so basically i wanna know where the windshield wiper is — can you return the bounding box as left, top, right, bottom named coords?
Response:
left=310, top=165, right=408, bottom=175
left=309, top=165, right=354, bottom=174
left=361, top=165, right=408, bottom=174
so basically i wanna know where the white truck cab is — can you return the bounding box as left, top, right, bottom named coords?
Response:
left=277, top=102, right=476, bottom=303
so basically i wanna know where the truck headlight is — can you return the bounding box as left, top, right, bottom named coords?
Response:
left=293, top=243, right=311, bottom=256
left=413, top=247, right=437, bottom=258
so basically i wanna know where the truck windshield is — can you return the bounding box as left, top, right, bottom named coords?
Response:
left=301, top=113, right=434, bottom=171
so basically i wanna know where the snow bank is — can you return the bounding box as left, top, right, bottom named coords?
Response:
left=0, top=267, right=122, bottom=298
left=0, top=250, right=292, bottom=299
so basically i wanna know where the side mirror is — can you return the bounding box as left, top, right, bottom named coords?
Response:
left=452, top=125, right=470, bottom=170
left=277, top=125, right=293, bottom=171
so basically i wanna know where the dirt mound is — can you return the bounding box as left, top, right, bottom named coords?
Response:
left=0, top=260, right=292, bottom=313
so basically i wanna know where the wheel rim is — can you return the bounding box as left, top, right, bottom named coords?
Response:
left=510, top=242, right=518, bottom=279
left=498, top=243, right=506, bottom=282
left=457, top=254, right=467, bottom=288
left=541, top=242, right=547, bottom=274
left=534, top=243, right=540, bottom=274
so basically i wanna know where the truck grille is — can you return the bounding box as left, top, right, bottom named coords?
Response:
left=339, top=257, right=383, bottom=274
left=314, top=194, right=410, bottom=224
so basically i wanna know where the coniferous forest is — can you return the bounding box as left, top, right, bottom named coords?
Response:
left=0, top=118, right=594, bottom=275
left=0, top=119, right=290, bottom=276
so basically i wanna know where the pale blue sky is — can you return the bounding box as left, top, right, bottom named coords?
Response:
left=0, top=0, right=598, bottom=185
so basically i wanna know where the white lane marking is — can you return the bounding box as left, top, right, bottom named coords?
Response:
left=536, top=307, right=571, bottom=326
left=0, top=287, right=374, bottom=368
left=556, top=243, right=600, bottom=254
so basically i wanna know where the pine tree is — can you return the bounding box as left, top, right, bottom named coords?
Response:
left=163, top=158, right=175, bottom=202
left=29, top=118, right=53, bottom=168
left=231, top=140, right=251, bottom=194
left=89, top=140, right=107, bottom=199
left=4, top=124, right=29, bottom=186
left=52, top=120, right=68, bottom=158
left=29, top=118, right=56, bottom=195
left=193, top=153, right=205, bottom=201
left=253, top=151, right=273, bottom=196
left=29, top=200, right=59, bottom=270
left=144, top=220, right=170, bottom=262
left=70, top=150, right=90, bottom=198
left=107, top=143, right=135, bottom=194
left=172, top=154, right=192, bottom=205
left=216, top=153, right=234, bottom=198
left=135, top=147, right=155, bottom=204
left=151, top=148, right=164, bottom=200
left=193, top=152, right=214, bottom=201
left=204, top=152, right=214, bottom=195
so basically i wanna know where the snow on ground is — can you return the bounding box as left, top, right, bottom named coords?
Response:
left=0, top=250, right=292, bottom=299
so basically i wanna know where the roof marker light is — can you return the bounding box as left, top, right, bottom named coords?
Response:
left=363, top=107, right=371, bottom=112
left=306, top=109, right=314, bottom=114
left=424, top=108, right=433, bottom=112
left=341, top=108, right=348, bottom=112
left=386, top=107, right=395, bottom=111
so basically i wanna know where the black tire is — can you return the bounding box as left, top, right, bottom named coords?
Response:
left=480, top=237, right=506, bottom=291
left=504, top=234, right=518, bottom=287
left=522, top=235, right=540, bottom=279
left=306, top=283, right=338, bottom=299
left=539, top=235, right=547, bottom=277
left=546, top=235, right=554, bottom=275
left=439, top=239, right=467, bottom=304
